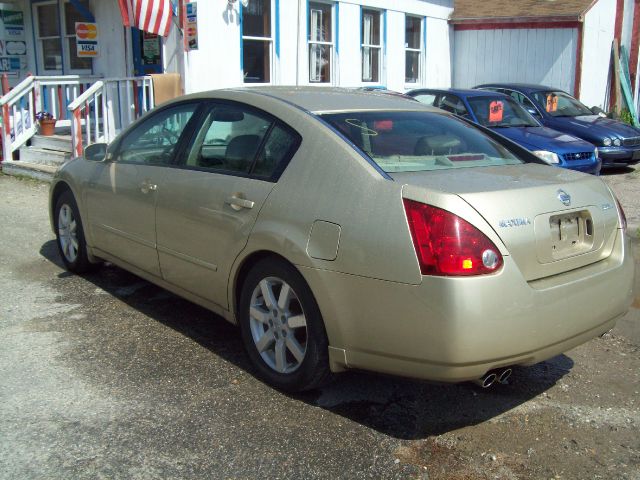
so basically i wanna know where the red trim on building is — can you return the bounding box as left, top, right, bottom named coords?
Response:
left=574, top=22, right=584, bottom=98
left=630, top=1, right=640, bottom=84
left=614, top=0, right=624, bottom=41
left=453, top=21, right=581, bottom=31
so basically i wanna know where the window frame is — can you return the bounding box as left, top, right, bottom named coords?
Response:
left=241, top=0, right=275, bottom=85
left=175, top=100, right=302, bottom=183
left=404, top=14, right=423, bottom=86
left=307, top=1, right=335, bottom=85
left=360, top=8, right=384, bottom=84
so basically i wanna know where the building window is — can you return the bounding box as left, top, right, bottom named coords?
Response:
left=64, top=0, right=92, bottom=71
left=34, top=0, right=92, bottom=74
left=308, top=2, right=333, bottom=83
left=36, top=2, right=62, bottom=72
left=405, top=16, right=421, bottom=84
left=361, top=9, right=382, bottom=83
left=242, top=0, right=272, bottom=83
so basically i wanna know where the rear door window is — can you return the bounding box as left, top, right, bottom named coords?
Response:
left=181, top=103, right=300, bottom=180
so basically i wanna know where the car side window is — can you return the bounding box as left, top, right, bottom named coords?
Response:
left=508, top=91, right=537, bottom=111
left=183, top=104, right=300, bottom=179
left=185, top=105, right=272, bottom=174
left=115, top=103, right=197, bottom=165
left=437, top=94, right=470, bottom=118
left=413, top=93, right=437, bottom=106
left=252, top=125, right=299, bottom=179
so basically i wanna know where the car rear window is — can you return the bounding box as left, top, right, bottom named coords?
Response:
left=320, top=111, right=523, bottom=172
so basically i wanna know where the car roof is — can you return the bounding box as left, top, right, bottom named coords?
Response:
left=181, top=86, right=437, bottom=114
left=475, top=83, right=561, bottom=93
left=408, top=88, right=510, bottom=99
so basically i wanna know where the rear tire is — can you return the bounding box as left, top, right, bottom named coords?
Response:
left=238, top=258, right=332, bottom=392
left=54, top=190, right=96, bottom=273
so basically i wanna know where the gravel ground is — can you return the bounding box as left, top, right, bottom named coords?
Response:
left=0, top=170, right=638, bottom=480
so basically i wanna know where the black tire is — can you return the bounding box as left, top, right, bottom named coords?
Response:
left=238, top=258, right=332, bottom=392
left=54, top=190, right=97, bottom=273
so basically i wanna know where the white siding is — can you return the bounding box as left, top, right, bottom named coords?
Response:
left=580, top=0, right=616, bottom=108
left=169, top=0, right=454, bottom=94
left=424, top=17, right=451, bottom=87
left=453, top=27, right=578, bottom=93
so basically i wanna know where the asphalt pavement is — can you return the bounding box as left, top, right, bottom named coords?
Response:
left=0, top=170, right=638, bottom=480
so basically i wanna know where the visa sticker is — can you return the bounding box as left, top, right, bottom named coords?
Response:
left=546, top=94, right=558, bottom=112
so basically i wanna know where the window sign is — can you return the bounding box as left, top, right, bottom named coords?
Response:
left=0, top=9, right=25, bottom=78
left=75, top=22, right=99, bottom=57
left=142, top=32, right=161, bottom=65
left=185, top=2, right=198, bottom=50
left=1, top=10, right=24, bottom=38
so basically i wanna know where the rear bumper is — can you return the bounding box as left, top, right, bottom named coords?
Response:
left=302, top=230, right=635, bottom=383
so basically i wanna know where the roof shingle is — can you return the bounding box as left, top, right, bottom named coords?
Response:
left=451, top=0, right=596, bottom=22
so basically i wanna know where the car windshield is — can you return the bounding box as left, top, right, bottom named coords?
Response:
left=530, top=90, right=593, bottom=117
left=320, top=111, right=524, bottom=173
left=466, top=96, right=539, bottom=128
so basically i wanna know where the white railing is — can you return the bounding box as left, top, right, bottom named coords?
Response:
left=0, top=75, right=100, bottom=161
left=68, top=76, right=154, bottom=157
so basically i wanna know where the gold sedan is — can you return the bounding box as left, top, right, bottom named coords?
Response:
left=49, top=87, right=635, bottom=391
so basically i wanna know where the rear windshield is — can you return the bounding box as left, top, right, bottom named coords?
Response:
left=320, top=111, right=523, bottom=173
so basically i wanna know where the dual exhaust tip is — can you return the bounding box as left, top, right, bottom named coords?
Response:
left=473, top=368, right=512, bottom=388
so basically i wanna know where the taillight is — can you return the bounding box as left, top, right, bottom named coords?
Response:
left=403, top=199, right=503, bottom=276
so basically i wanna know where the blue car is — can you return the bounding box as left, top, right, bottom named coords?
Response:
left=406, top=88, right=601, bottom=175
left=475, top=83, right=640, bottom=168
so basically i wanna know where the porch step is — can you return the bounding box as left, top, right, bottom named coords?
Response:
left=31, top=134, right=73, bottom=153
left=1, top=160, right=57, bottom=182
left=18, top=147, right=70, bottom=167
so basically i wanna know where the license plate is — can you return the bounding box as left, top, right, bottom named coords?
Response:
left=633, top=150, right=640, bottom=160
left=548, top=211, right=593, bottom=259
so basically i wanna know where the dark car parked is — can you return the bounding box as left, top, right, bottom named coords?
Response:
left=475, top=83, right=640, bottom=168
left=407, top=88, right=600, bottom=175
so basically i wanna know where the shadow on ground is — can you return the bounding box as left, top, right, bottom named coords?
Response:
left=40, top=239, right=572, bottom=440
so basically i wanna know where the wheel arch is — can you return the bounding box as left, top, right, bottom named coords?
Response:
left=49, top=180, right=74, bottom=233
left=231, top=250, right=296, bottom=321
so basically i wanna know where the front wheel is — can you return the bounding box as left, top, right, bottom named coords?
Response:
left=239, top=258, right=332, bottom=392
left=54, top=190, right=96, bottom=273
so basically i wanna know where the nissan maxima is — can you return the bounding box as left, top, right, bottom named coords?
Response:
left=49, top=87, right=635, bottom=391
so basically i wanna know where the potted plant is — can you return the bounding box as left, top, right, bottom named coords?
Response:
left=36, top=111, right=56, bottom=136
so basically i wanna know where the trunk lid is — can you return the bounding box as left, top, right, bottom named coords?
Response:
left=392, top=164, right=620, bottom=281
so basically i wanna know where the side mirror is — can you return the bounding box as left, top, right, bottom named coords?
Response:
left=84, top=143, right=108, bottom=162
left=590, top=106, right=607, bottom=117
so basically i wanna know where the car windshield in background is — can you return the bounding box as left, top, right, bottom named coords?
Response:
left=320, top=111, right=523, bottom=173
left=467, top=96, right=539, bottom=128
left=530, top=91, right=593, bottom=117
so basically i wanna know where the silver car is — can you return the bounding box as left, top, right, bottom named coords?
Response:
left=49, top=87, right=635, bottom=391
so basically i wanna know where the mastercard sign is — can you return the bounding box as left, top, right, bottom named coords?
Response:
left=75, top=22, right=99, bottom=57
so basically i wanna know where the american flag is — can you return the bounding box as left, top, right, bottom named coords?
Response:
left=117, top=0, right=174, bottom=37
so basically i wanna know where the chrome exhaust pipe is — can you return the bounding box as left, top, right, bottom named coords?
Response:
left=497, top=368, right=512, bottom=384
left=473, top=372, right=497, bottom=388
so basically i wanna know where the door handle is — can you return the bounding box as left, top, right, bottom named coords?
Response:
left=140, top=180, right=157, bottom=194
left=225, top=195, right=255, bottom=210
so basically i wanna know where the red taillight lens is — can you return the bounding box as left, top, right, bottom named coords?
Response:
left=403, top=199, right=503, bottom=276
